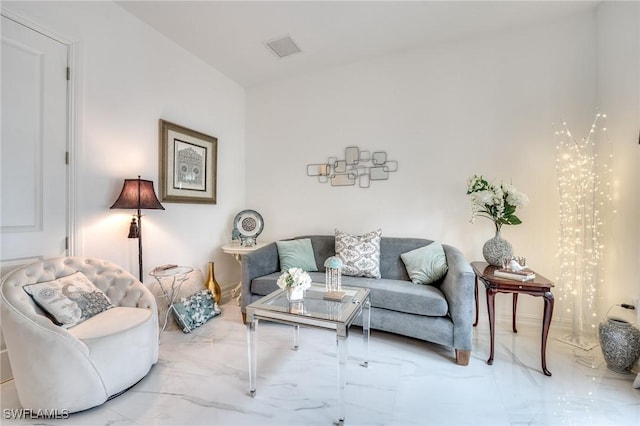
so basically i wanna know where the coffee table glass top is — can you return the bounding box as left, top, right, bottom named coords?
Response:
left=247, top=283, right=370, bottom=326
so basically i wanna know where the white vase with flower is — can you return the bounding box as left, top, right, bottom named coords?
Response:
left=277, top=267, right=312, bottom=302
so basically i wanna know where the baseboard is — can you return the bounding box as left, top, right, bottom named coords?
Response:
left=221, top=287, right=237, bottom=305
left=1, top=348, right=13, bottom=383
left=492, top=311, right=574, bottom=332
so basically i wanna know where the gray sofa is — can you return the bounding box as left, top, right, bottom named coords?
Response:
left=241, top=235, right=475, bottom=365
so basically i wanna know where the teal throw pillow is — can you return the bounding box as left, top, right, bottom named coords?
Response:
left=276, top=238, right=318, bottom=272
left=400, top=241, right=448, bottom=285
left=172, top=289, right=220, bottom=333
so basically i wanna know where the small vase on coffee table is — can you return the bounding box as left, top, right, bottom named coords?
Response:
left=286, top=286, right=304, bottom=302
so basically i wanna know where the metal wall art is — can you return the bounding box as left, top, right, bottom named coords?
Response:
left=307, top=146, right=398, bottom=188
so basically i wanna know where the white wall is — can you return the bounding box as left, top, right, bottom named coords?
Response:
left=596, top=1, right=640, bottom=324
left=5, top=1, right=635, bottom=327
left=246, top=11, right=599, bottom=323
left=3, top=1, right=246, bottom=294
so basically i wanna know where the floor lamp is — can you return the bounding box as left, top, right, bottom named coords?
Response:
left=110, top=176, right=165, bottom=281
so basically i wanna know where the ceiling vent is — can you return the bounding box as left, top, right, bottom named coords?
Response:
left=265, top=35, right=302, bottom=59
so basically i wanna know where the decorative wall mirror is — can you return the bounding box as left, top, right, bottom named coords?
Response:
left=345, top=146, right=359, bottom=165
left=384, top=160, right=398, bottom=172
left=307, top=146, right=398, bottom=188
left=370, top=166, right=389, bottom=180
left=307, top=164, right=330, bottom=176
left=331, top=173, right=356, bottom=186
left=372, top=151, right=387, bottom=165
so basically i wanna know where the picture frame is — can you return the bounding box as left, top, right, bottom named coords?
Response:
left=159, top=119, right=217, bottom=204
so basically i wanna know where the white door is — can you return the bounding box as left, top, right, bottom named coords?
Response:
left=0, top=14, right=70, bottom=382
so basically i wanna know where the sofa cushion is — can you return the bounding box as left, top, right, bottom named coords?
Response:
left=400, top=241, right=448, bottom=285
left=276, top=238, right=318, bottom=272
left=68, top=306, right=151, bottom=340
left=337, top=275, right=448, bottom=317
left=250, top=272, right=448, bottom=317
left=23, top=271, right=113, bottom=328
left=335, top=229, right=382, bottom=279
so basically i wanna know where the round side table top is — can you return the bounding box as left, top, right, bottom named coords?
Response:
left=222, top=242, right=267, bottom=255
left=149, top=265, right=193, bottom=278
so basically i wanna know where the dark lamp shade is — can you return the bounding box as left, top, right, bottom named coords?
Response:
left=110, top=178, right=165, bottom=210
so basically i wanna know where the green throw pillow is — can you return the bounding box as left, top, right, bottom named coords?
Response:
left=400, top=241, right=448, bottom=285
left=276, top=238, right=318, bottom=272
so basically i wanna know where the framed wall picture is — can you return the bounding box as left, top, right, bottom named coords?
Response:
left=159, top=119, right=217, bottom=204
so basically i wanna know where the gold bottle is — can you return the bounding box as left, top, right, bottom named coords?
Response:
left=205, top=261, right=222, bottom=304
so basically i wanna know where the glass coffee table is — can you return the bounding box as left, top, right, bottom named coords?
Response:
left=245, top=282, right=371, bottom=425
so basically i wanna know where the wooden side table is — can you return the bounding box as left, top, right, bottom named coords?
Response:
left=471, top=261, right=555, bottom=376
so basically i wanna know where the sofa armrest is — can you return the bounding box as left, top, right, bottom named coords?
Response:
left=241, top=242, right=279, bottom=312
left=440, top=245, right=475, bottom=348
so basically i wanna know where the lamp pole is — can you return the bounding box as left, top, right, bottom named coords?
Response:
left=136, top=177, right=144, bottom=282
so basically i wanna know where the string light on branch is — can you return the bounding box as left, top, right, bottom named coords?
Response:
left=554, top=113, right=614, bottom=349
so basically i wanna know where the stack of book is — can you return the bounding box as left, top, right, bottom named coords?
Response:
left=152, top=264, right=178, bottom=274
left=493, top=268, right=536, bottom=281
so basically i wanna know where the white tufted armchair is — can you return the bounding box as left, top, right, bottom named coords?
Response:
left=0, top=257, right=158, bottom=413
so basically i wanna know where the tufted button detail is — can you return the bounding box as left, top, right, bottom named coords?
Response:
left=2, top=257, right=153, bottom=312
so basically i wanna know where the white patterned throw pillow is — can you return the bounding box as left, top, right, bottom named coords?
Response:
left=335, top=229, right=382, bottom=279
left=23, top=271, right=114, bottom=328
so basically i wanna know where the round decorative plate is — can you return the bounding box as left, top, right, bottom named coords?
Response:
left=233, top=209, right=264, bottom=240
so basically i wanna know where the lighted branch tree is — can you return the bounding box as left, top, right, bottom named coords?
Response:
left=554, top=113, right=614, bottom=349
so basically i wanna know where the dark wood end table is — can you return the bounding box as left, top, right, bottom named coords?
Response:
left=471, top=261, right=555, bottom=376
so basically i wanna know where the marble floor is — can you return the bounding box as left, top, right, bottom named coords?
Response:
left=1, top=301, right=639, bottom=426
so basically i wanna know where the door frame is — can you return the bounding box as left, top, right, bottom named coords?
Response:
left=1, top=8, right=80, bottom=383
left=1, top=8, right=80, bottom=255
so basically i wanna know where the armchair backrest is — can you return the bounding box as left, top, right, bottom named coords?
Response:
left=1, top=257, right=156, bottom=326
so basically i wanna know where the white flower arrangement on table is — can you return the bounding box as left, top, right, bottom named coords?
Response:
left=466, top=175, right=529, bottom=233
left=277, top=267, right=312, bottom=290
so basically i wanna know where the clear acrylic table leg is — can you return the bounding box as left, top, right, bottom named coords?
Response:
left=293, top=325, right=300, bottom=350
left=362, top=298, right=371, bottom=368
left=247, top=317, right=258, bottom=397
left=337, top=333, right=348, bottom=425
